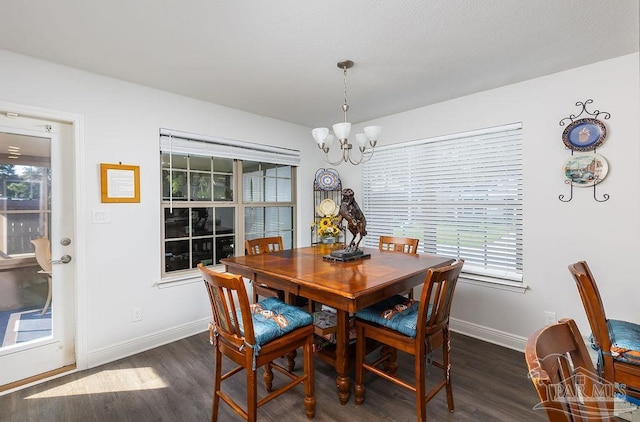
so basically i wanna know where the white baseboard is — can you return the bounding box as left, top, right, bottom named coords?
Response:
left=87, top=318, right=210, bottom=368
left=450, top=317, right=528, bottom=352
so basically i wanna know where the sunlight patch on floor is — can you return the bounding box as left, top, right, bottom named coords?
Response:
left=25, top=367, right=168, bottom=398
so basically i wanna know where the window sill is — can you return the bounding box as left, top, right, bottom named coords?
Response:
left=459, top=273, right=528, bottom=293
left=158, top=265, right=226, bottom=288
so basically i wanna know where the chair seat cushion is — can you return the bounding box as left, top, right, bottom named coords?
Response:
left=607, top=319, right=640, bottom=366
left=238, top=297, right=313, bottom=346
left=355, top=295, right=423, bottom=338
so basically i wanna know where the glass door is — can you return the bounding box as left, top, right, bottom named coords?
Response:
left=0, top=114, right=75, bottom=387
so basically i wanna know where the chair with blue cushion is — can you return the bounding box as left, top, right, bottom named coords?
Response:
left=354, top=259, right=464, bottom=422
left=198, top=263, right=315, bottom=422
left=569, top=261, right=640, bottom=402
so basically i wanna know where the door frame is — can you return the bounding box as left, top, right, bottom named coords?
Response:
left=0, top=100, right=88, bottom=378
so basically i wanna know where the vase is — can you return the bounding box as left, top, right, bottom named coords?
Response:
left=321, top=236, right=337, bottom=244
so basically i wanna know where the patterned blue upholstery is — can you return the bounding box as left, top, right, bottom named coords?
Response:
left=607, top=319, right=640, bottom=366
left=237, top=297, right=313, bottom=346
left=355, top=295, right=431, bottom=338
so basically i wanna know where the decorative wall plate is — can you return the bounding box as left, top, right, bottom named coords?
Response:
left=316, top=199, right=339, bottom=217
left=562, top=153, right=609, bottom=187
left=315, top=168, right=340, bottom=190
left=562, top=118, right=607, bottom=151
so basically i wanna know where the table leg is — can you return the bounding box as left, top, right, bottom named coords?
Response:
left=335, top=309, right=350, bottom=405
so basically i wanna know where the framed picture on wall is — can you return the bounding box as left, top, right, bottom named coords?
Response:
left=100, top=163, right=140, bottom=203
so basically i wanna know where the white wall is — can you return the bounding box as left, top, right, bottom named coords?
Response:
left=349, top=53, right=640, bottom=349
left=0, top=49, right=327, bottom=367
left=0, top=48, right=637, bottom=369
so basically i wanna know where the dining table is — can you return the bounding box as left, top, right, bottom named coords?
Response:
left=221, top=244, right=455, bottom=405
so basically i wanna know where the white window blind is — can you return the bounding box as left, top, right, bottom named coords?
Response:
left=362, top=123, right=523, bottom=283
left=160, top=128, right=300, bottom=166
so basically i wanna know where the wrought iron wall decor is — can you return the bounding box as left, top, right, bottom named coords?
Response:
left=312, top=168, right=345, bottom=245
left=558, top=100, right=611, bottom=202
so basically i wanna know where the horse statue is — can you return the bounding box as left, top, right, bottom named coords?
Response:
left=337, top=188, right=367, bottom=251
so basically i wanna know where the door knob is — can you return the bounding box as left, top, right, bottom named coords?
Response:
left=51, top=255, right=72, bottom=264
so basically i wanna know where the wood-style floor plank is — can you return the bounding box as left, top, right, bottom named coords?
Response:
left=0, top=332, right=546, bottom=421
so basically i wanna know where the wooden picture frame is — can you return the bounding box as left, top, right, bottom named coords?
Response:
left=100, top=163, right=140, bottom=203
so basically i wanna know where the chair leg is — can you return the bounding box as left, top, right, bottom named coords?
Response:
left=444, top=330, right=454, bottom=412
left=354, top=323, right=366, bottom=405
left=212, top=348, right=223, bottom=422
left=285, top=350, right=296, bottom=372
left=263, top=362, right=274, bottom=392
left=303, top=335, right=316, bottom=419
left=415, top=345, right=427, bottom=422
left=247, top=364, right=258, bottom=422
left=380, top=344, right=398, bottom=375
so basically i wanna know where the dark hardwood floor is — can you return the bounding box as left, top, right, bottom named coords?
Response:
left=0, top=331, right=546, bottom=421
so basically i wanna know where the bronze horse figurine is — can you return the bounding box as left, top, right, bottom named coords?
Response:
left=337, top=188, right=367, bottom=250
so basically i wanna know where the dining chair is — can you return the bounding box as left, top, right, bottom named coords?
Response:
left=245, top=236, right=285, bottom=303
left=378, top=235, right=419, bottom=254
left=568, top=261, right=640, bottom=401
left=378, top=235, right=419, bottom=299
left=354, top=259, right=464, bottom=422
left=198, top=263, right=315, bottom=422
left=525, top=318, right=615, bottom=422
left=31, top=237, right=52, bottom=315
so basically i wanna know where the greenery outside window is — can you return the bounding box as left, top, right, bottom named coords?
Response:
left=0, top=164, right=50, bottom=257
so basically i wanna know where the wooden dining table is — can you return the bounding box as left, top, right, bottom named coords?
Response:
left=221, top=244, right=455, bottom=405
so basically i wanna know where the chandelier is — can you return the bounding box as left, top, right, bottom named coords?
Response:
left=312, top=60, right=381, bottom=165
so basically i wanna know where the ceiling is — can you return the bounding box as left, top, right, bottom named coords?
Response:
left=0, top=1, right=638, bottom=129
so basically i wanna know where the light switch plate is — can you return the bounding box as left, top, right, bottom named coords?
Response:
left=92, top=208, right=111, bottom=224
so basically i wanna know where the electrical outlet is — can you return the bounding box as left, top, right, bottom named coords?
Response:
left=132, top=307, right=142, bottom=322
left=544, top=311, right=556, bottom=326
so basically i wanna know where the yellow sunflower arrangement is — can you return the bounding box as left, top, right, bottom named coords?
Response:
left=316, top=216, right=341, bottom=238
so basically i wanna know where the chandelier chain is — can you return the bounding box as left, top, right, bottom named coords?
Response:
left=342, top=66, right=349, bottom=121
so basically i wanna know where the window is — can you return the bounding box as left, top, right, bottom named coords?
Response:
left=0, top=164, right=50, bottom=256
left=160, top=129, right=299, bottom=279
left=243, top=162, right=294, bottom=249
left=361, top=123, right=523, bottom=283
